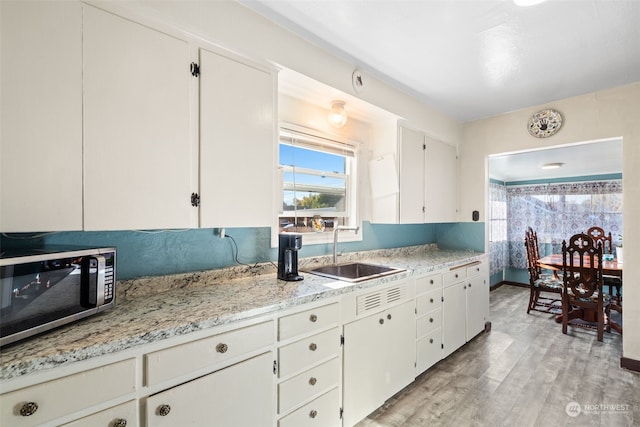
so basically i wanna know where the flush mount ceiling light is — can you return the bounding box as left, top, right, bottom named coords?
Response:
left=327, top=100, right=347, bottom=128
left=541, top=162, right=564, bottom=170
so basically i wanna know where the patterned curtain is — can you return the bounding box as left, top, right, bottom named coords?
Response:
left=489, top=182, right=508, bottom=276
left=506, top=180, right=623, bottom=269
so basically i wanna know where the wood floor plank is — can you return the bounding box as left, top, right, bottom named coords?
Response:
left=355, top=285, right=639, bottom=427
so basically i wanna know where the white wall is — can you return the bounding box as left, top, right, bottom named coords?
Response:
left=460, top=82, right=640, bottom=362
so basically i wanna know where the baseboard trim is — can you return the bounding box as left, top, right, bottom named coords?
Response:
left=493, top=280, right=529, bottom=289
left=620, top=357, right=640, bottom=373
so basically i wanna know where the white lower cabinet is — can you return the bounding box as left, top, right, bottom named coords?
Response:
left=276, top=301, right=342, bottom=427
left=0, top=359, right=136, bottom=427
left=342, top=299, right=416, bottom=427
left=145, top=351, right=274, bottom=427
left=61, top=400, right=138, bottom=427
left=415, top=272, right=444, bottom=375
left=442, top=260, right=489, bottom=357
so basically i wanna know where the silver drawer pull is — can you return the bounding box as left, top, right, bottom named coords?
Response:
left=113, top=419, right=128, bottom=427
left=19, top=402, right=38, bottom=417
left=157, top=404, right=171, bottom=416
left=309, top=409, right=318, bottom=418
left=216, top=343, right=228, bottom=353
left=309, top=314, right=318, bottom=322
left=309, top=343, right=317, bottom=351
left=309, top=377, right=317, bottom=386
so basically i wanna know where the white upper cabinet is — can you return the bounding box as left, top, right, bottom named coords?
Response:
left=370, top=123, right=458, bottom=224
left=199, top=48, right=275, bottom=228
left=83, top=5, right=196, bottom=230
left=1, top=1, right=83, bottom=232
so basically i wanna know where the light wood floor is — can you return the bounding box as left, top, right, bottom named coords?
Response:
left=356, top=285, right=639, bottom=427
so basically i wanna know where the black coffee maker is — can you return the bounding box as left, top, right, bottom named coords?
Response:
left=277, top=233, right=303, bottom=281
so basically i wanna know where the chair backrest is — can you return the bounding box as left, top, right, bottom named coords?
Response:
left=524, top=227, right=543, bottom=282
left=587, top=226, right=613, bottom=254
left=562, top=233, right=603, bottom=300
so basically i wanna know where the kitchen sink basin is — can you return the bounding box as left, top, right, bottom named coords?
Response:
left=307, top=262, right=404, bottom=283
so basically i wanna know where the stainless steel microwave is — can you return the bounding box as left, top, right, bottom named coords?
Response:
left=0, top=246, right=116, bottom=347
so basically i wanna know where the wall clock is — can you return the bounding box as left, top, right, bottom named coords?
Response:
left=528, top=109, right=563, bottom=138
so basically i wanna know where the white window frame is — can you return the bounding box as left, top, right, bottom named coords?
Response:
left=272, top=123, right=362, bottom=247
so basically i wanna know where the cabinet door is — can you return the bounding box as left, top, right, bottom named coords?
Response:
left=466, top=273, right=488, bottom=340
left=199, top=48, right=275, bottom=227
left=398, top=126, right=425, bottom=224
left=424, top=137, right=457, bottom=222
left=146, top=351, right=274, bottom=427
left=343, top=300, right=415, bottom=427
left=1, top=0, right=83, bottom=232
left=83, top=5, right=195, bottom=230
left=442, top=281, right=466, bottom=358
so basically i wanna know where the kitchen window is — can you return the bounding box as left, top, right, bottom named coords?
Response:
left=276, top=125, right=359, bottom=245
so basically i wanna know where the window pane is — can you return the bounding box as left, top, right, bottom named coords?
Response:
left=280, top=144, right=345, bottom=173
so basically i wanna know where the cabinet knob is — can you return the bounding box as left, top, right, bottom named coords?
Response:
left=455, top=273, right=459, bottom=278
left=430, top=298, right=434, bottom=303
left=387, top=314, right=392, bottom=320
left=113, top=419, right=128, bottom=427
left=468, top=283, right=472, bottom=287
left=309, top=343, right=317, bottom=351
left=429, top=279, right=434, bottom=284
left=19, top=402, right=38, bottom=417
left=157, top=404, right=171, bottom=416
left=429, top=338, right=434, bottom=344
left=464, top=285, right=467, bottom=289
left=216, top=343, right=228, bottom=353
left=309, top=409, right=318, bottom=419
left=309, top=314, right=318, bottom=323
left=429, top=317, right=434, bottom=323
left=379, top=318, right=384, bottom=325
left=309, top=377, right=317, bottom=386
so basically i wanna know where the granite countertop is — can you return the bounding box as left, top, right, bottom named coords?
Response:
left=0, top=245, right=484, bottom=382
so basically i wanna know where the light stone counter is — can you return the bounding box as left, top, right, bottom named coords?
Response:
left=0, top=244, right=484, bottom=381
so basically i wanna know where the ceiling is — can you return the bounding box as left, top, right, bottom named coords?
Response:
left=241, top=0, right=640, bottom=123
left=489, top=138, right=622, bottom=182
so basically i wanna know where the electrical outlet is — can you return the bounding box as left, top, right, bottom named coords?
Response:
left=213, top=228, right=226, bottom=238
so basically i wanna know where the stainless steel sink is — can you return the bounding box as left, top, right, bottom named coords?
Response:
left=307, top=262, right=404, bottom=283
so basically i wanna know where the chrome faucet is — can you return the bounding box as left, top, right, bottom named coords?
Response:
left=333, top=225, right=360, bottom=265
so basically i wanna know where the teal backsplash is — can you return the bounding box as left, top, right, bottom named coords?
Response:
left=1, top=221, right=485, bottom=279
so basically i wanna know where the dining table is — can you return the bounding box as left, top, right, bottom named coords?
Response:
left=537, top=254, right=622, bottom=334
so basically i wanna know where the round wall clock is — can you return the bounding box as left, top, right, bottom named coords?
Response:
left=528, top=109, right=563, bottom=138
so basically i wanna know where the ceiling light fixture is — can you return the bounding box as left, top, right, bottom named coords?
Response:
left=541, top=162, right=564, bottom=170
left=327, top=100, right=347, bottom=128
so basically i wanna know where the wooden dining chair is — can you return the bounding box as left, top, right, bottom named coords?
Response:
left=525, top=227, right=562, bottom=314
left=561, top=233, right=611, bottom=341
left=586, top=226, right=622, bottom=302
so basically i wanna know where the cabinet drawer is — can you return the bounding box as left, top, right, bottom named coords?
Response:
left=415, top=272, right=442, bottom=294
left=279, top=327, right=340, bottom=378
left=443, top=269, right=465, bottom=287
left=0, top=359, right=135, bottom=427
left=145, top=320, right=273, bottom=386
left=416, top=329, right=442, bottom=374
left=279, top=302, right=339, bottom=341
left=61, top=400, right=138, bottom=427
left=278, top=357, right=340, bottom=414
left=278, top=387, right=340, bottom=427
left=417, top=307, right=442, bottom=338
left=467, top=261, right=486, bottom=278
left=416, top=288, right=442, bottom=316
